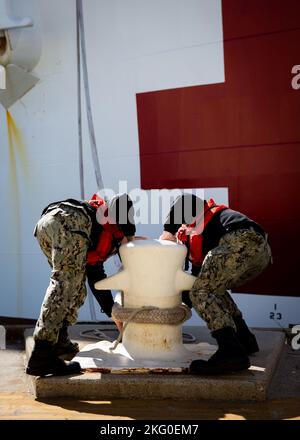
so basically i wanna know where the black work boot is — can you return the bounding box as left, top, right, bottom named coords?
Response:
left=233, top=317, right=259, bottom=354
left=54, top=320, right=79, bottom=357
left=26, top=340, right=81, bottom=376
left=189, top=326, right=250, bottom=375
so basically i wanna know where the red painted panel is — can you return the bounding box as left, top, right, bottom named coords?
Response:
left=222, top=0, right=300, bottom=39
left=136, top=0, right=300, bottom=296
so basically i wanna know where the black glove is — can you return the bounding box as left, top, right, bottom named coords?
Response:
left=182, top=290, right=193, bottom=309
left=191, top=264, right=201, bottom=276
left=86, top=263, right=114, bottom=318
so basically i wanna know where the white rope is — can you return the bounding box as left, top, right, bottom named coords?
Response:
left=79, top=328, right=114, bottom=342
left=76, top=0, right=104, bottom=321
left=76, top=1, right=84, bottom=200
left=76, top=0, right=104, bottom=191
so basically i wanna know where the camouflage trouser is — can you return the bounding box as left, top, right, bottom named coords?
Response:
left=33, top=205, right=92, bottom=343
left=189, top=228, right=272, bottom=332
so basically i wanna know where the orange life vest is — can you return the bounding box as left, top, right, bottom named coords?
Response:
left=177, top=198, right=228, bottom=267
left=86, top=194, right=124, bottom=265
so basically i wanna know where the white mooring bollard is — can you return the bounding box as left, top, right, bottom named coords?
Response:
left=73, top=239, right=216, bottom=371
left=95, top=239, right=196, bottom=361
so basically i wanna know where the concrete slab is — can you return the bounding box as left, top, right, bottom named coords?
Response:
left=25, top=325, right=285, bottom=401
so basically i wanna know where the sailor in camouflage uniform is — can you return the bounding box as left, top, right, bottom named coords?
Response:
left=27, top=194, right=135, bottom=377
left=33, top=205, right=92, bottom=344
left=160, top=194, right=272, bottom=375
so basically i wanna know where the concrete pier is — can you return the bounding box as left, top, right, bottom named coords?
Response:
left=25, top=325, right=285, bottom=401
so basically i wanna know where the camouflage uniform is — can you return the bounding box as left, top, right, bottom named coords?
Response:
left=33, top=205, right=92, bottom=343
left=189, top=228, right=272, bottom=332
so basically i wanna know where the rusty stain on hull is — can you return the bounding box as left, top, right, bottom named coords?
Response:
left=6, top=111, right=29, bottom=316
left=6, top=111, right=29, bottom=178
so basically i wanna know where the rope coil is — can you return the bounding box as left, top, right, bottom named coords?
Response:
left=109, top=303, right=192, bottom=352
left=111, top=303, right=192, bottom=325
